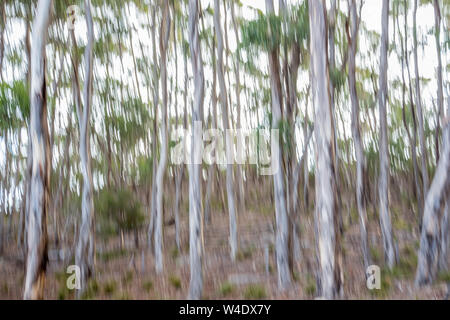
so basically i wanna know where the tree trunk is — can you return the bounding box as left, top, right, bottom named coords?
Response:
left=204, top=30, right=217, bottom=226
left=75, top=0, right=95, bottom=295
left=215, top=0, right=237, bottom=262
left=347, top=0, right=371, bottom=270
left=378, top=0, right=396, bottom=269
left=154, top=0, right=171, bottom=274
left=230, top=1, right=245, bottom=218
left=24, top=0, right=52, bottom=300
left=148, top=5, right=159, bottom=251
left=415, top=106, right=450, bottom=285
left=188, top=0, right=204, bottom=300
left=433, top=0, right=444, bottom=162
left=309, top=0, right=343, bottom=299
left=413, top=0, right=429, bottom=199
left=0, top=0, right=5, bottom=82
left=266, top=0, right=291, bottom=290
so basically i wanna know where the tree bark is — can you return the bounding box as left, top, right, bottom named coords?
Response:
left=413, top=0, right=429, bottom=199
left=215, top=0, right=237, bottom=262
left=188, top=0, right=204, bottom=300
left=230, top=1, right=245, bottom=217
left=415, top=105, right=450, bottom=285
left=378, top=0, right=396, bottom=269
left=24, top=0, right=52, bottom=300
left=154, top=0, right=171, bottom=274
left=75, top=0, right=95, bottom=295
left=309, top=0, right=343, bottom=299
left=347, top=0, right=371, bottom=270
left=433, top=0, right=443, bottom=162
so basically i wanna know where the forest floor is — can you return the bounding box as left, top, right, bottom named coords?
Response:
left=0, top=175, right=449, bottom=300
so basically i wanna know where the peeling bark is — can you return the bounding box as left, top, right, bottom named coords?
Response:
left=24, top=0, right=52, bottom=300
left=309, top=0, right=342, bottom=299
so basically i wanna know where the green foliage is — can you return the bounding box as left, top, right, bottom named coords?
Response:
left=169, top=275, right=182, bottom=290
left=244, top=284, right=266, bottom=299
left=81, top=279, right=100, bottom=300
left=103, top=280, right=117, bottom=295
left=218, top=281, right=235, bottom=297
left=142, top=280, right=153, bottom=292
left=241, top=12, right=282, bottom=52
left=0, top=81, right=30, bottom=130
left=96, top=188, right=145, bottom=235
left=97, top=248, right=127, bottom=261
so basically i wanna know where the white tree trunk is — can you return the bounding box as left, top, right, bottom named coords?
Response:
left=214, top=0, right=237, bottom=262
left=348, top=0, right=371, bottom=269
left=413, top=0, right=429, bottom=200
left=265, top=0, right=291, bottom=290
left=188, top=0, right=204, bottom=300
left=24, top=0, right=52, bottom=300
left=309, top=0, right=342, bottom=299
left=75, top=0, right=95, bottom=293
left=154, top=0, right=171, bottom=274
left=378, top=0, right=396, bottom=269
left=415, top=90, right=450, bottom=285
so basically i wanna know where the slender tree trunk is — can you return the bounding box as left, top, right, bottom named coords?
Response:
left=415, top=104, right=450, bottom=285
left=154, top=0, right=171, bottom=274
left=347, top=0, right=371, bottom=270
left=433, top=0, right=443, bottom=162
left=397, top=2, right=422, bottom=218
left=266, top=0, right=291, bottom=290
left=204, top=31, right=217, bottom=226
left=24, top=0, right=52, bottom=300
left=75, top=0, right=95, bottom=294
left=188, top=0, right=204, bottom=300
left=230, top=2, right=245, bottom=216
left=173, top=12, right=184, bottom=251
left=378, top=0, right=396, bottom=269
left=148, top=6, right=159, bottom=251
left=0, top=1, right=5, bottom=82
left=413, top=0, right=429, bottom=199
left=214, top=0, right=237, bottom=262
left=309, top=0, right=343, bottom=299
left=439, top=202, right=449, bottom=271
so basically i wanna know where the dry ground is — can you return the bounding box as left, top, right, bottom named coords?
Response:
left=0, top=175, right=448, bottom=300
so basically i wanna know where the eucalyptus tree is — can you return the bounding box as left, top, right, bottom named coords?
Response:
left=23, top=0, right=52, bottom=300
left=309, top=0, right=342, bottom=299
left=214, top=0, right=237, bottom=262
left=433, top=0, right=443, bottom=162
left=395, top=0, right=422, bottom=218
left=188, top=0, right=204, bottom=300
left=265, top=0, right=291, bottom=290
left=154, top=0, right=171, bottom=274
left=347, top=0, right=370, bottom=269
left=415, top=0, right=449, bottom=285
left=413, top=0, right=429, bottom=200
left=0, top=1, right=5, bottom=82
left=230, top=0, right=245, bottom=215
left=415, top=97, right=450, bottom=285
left=378, top=0, right=396, bottom=269
left=73, top=0, right=95, bottom=293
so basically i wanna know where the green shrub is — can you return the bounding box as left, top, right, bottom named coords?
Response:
left=103, top=280, right=117, bottom=295
left=169, top=275, right=182, bottom=290
left=218, top=281, right=234, bottom=297
left=244, top=284, right=266, bottom=299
